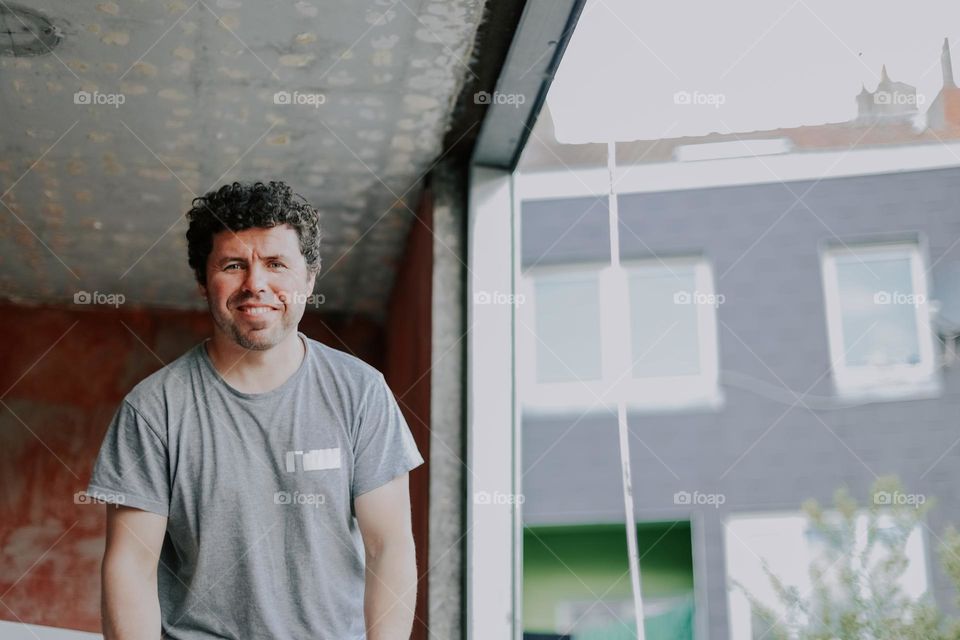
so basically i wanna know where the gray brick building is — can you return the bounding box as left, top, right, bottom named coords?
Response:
left=516, top=158, right=960, bottom=638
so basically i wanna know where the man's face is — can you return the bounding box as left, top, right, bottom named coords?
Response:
left=200, top=224, right=317, bottom=351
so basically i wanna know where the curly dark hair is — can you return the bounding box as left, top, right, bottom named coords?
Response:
left=186, top=180, right=322, bottom=286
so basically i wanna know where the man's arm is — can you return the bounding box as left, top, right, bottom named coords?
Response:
left=355, top=473, right=418, bottom=640
left=101, top=504, right=168, bottom=639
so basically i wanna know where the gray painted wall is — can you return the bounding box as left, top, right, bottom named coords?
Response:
left=430, top=160, right=468, bottom=640
left=519, top=165, right=960, bottom=639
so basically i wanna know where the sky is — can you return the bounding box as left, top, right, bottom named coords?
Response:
left=547, top=0, right=960, bottom=143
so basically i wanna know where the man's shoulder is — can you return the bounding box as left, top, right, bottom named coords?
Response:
left=304, top=336, right=384, bottom=385
left=124, top=341, right=205, bottom=406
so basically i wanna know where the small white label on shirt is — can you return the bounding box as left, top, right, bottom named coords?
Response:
left=285, top=448, right=341, bottom=473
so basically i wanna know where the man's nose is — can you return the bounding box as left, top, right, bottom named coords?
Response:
left=242, top=262, right=268, bottom=293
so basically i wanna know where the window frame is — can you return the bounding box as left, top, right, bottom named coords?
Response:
left=518, top=255, right=723, bottom=414
left=819, top=241, right=939, bottom=399
left=468, top=167, right=522, bottom=640
left=518, top=260, right=611, bottom=412
left=619, top=257, right=722, bottom=411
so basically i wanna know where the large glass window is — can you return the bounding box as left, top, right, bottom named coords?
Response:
left=468, top=3, right=960, bottom=639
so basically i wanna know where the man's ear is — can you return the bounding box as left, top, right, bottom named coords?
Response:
left=197, top=281, right=208, bottom=300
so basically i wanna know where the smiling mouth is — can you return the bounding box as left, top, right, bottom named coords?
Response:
left=236, top=305, right=280, bottom=316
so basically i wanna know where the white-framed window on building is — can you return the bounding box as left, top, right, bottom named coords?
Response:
left=517, top=262, right=607, bottom=411
left=518, top=256, right=722, bottom=414
left=622, top=258, right=721, bottom=410
left=820, top=241, right=939, bottom=398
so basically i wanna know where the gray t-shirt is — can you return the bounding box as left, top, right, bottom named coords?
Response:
left=87, top=332, right=424, bottom=639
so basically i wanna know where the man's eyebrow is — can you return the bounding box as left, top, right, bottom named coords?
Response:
left=215, top=253, right=292, bottom=265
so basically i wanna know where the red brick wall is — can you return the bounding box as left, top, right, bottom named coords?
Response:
left=384, top=187, right=435, bottom=640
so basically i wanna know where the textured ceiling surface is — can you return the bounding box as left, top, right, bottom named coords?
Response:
left=0, top=0, right=484, bottom=317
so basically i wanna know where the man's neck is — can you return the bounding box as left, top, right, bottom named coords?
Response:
left=205, top=330, right=305, bottom=394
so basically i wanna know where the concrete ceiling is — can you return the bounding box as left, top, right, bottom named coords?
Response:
left=0, top=0, right=486, bottom=318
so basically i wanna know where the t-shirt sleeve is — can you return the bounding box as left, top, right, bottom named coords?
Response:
left=86, top=399, right=170, bottom=517
left=351, top=372, right=425, bottom=498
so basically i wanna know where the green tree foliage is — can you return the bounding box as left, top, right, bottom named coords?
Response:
left=733, top=476, right=960, bottom=640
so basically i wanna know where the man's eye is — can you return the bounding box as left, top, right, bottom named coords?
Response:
left=225, top=264, right=242, bottom=270
left=270, top=262, right=286, bottom=269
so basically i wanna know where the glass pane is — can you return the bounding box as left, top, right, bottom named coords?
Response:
left=507, top=2, right=959, bottom=637
left=627, top=267, right=700, bottom=378
left=534, top=273, right=603, bottom=383
left=834, top=254, right=920, bottom=366
left=523, top=523, right=695, bottom=640
left=725, top=511, right=928, bottom=639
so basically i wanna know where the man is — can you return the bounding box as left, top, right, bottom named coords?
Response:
left=87, top=180, right=424, bottom=639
